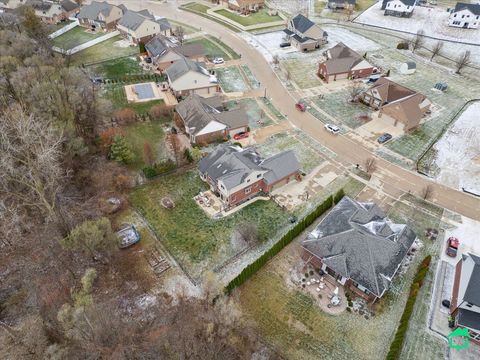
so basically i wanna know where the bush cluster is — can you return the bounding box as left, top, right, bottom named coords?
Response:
left=225, top=189, right=345, bottom=294
left=142, top=160, right=176, bottom=178
left=397, top=42, right=409, bottom=50
left=385, top=255, right=432, bottom=360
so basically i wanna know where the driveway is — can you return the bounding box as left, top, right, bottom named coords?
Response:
left=440, top=216, right=480, bottom=267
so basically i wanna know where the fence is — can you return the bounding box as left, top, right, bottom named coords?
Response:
left=53, top=30, right=120, bottom=55
left=48, top=20, right=79, bottom=39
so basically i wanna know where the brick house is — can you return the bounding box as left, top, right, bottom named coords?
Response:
left=360, top=77, right=431, bottom=132
left=77, top=1, right=124, bottom=31
left=222, top=0, right=265, bottom=13
left=317, top=42, right=375, bottom=83
left=117, top=9, right=163, bottom=45
left=302, top=197, right=417, bottom=303
left=145, top=35, right=206, bottom=72
left=165, top=57, right=220, bottom=98
left=198, top=145, right=301, bottom=209
left=450, top=253, right=480, bottom=345
left=283, top=14, right=328, bottom=52
left=25, top=0, right=79, bottom=24
left=175, top=94, right=248, bottom=145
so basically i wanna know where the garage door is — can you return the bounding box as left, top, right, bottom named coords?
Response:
left=335, top=72, right=348, bottom=80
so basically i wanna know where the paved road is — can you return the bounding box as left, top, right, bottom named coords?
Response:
left=99, top=0, right=480, bottom=220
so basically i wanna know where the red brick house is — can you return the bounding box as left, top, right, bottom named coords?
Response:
left=450, top=253, right=480, bottom=345
left=302, top=197, right=417, bottom=303
left=198, top=145, right=301, bottom=209
left=318, top=42, right=376, bottom=83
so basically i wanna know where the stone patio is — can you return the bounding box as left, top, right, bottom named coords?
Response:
left=299, top=271, right=347, bottom=315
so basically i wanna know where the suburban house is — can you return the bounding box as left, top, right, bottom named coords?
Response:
left=165, top=57, right=220, bottom=98
left=222, top=0, right=265, bottom=13
left=302, top=197, right=417, bottom=303
left=283, top=14, right=328, bottom=52
left=360, top=77, right=431, bottom=132
left=317, top=42, right=375, bottom=83
left=448, top=2, right=480, bottom=29
left=145, top=35, right=206, bottom=71
left=117, top=9, right=161, bottom=44
left=450, top=253, right=480, bottom=345
left=156, top=17, right=172, bottom=36
left=77, top=1, right=124, bottom=31
left=381, top=0, right=416, bottom=18
left=327, top=0, right=356, bottom=10
left=198, top=144, right=301, bottom=208
left=25, top=0, right=79, bottom=24
left=175, top=94, right=248, bottom=144
left=0, top=0, right=26, bottom=12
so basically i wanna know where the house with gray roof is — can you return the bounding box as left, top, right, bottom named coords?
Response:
left=302, top=197, right=417, bottom=302
left=117, top=9, right=162, bottom=44
left=317, top=42, right=376, bottom=83
left=77, top=1, right=124, bottom=31
left=23, top=0, right=79, bottom=24
left=165, top=57, right=220, bottom=98
left=449, top=2, right=480, bottom=29
left=146, top=35, right=206, bottom=71
left=327, top=0, right=356, bottom=10
left=198, top=144, right=301, bottom=208
left=175, top=94, right=248, bottom=145
left=381, top=0, right=416, bottom=18
left=283, top=14, right=328, bottom=52
left=451, top=253, right=480, bottom=345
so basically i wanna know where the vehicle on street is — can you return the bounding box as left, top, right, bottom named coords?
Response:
left=117, top=225, right=140, bottom=249
left=280, top=42, right=290, bottom=48
left=233, top=131, right=249, bottom=140
left=446, top=237, right=459, bottom=257
left=324, top=124, right=340, bottom=134
left=295, top=102, right=306, bottom=112
left=213, top=57, right=225, bottom=64
left=377, top=133, right=393, bottom=144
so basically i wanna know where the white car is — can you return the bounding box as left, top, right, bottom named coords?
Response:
left=324, top=124, right=340, bottom=134
left=213, top=57, right=225, bottom=64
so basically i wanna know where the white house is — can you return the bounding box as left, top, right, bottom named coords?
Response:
left=117, top=9, right=161, bottom=44
left=381, top=0, right=416, bottom=18
left=449, top=2, right=480, bottom=29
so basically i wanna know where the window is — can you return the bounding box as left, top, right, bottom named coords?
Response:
left=466, top=303, right=473, bottom=308
left=245, top=187, right=252, bottom=194
left=257, top=174, right=261, bottom=178
left=462, top=15, right=465, bottom=18
left=454, top=14, right=457, bottom=17
left=247, top=179, right=250, bottom=183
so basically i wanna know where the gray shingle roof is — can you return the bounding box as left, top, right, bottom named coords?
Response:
left=118, top=9, right=153, bottom=31
left=458, top=308, right=480, bottom=331
left=302, top=197, right=416, bottom=297
left=291, top=14, right=315, bottom=34
left=198, top=145, right=300, bottom=191
left=323, top=42, right=367, bottom=74
left=145, top=36, right=168, bottom=58
left=61, top=0, right=78, bottom=12
left=454, top=2, right=480, bottom=15
left=156, top=17, right=171, bottom=32
left=165, top=57, right=209, bottom=83
left=78, top=1, right=116, bottom=21
left=463, top=253, right=480, bottom=307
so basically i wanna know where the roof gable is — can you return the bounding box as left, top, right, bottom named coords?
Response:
left=454, top=2, right=480, bottom=15
left=291, top=14, right=315, bottom=33
left=165, top=57, right=209, bottom=83
left=118, top=9, right=154, bottom=31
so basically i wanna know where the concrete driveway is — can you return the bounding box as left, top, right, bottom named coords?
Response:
left=440, top=216, right=480, bottom=267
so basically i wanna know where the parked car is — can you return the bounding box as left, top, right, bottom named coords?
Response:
left=280, top=42, right=290, bottom=48
left=117, top=225, right=140, bottom=249
left=295, top=102, right=306, bottom=112
left=446, top=237, right=459, bottom=257
left=324, top=124, right=340, bottom=134
left=377, top=133, right=393, bottom=144
left=233, top=131, right=249, bottom=140
left=213, top=57, right=224, bottom=64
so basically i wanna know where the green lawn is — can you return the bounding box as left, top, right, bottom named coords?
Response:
left=183, top=2, right=210, bottom=13
left=214, top=9, right=282, bottom=27
left=47, top=20, right=74, bottom=35
left=122, top=122, right=166, bottom=169
left=53, top=26, right=103, bottom=50
left=129, top=171, right=291, bottom=279
left=102, top=85, right=164, bottom=114
left=70, top=35, right=138, bottom=65
left=168, top=20, right=199, bottom=35
left=89, top=56, right=144, bottom=78
left=185, top=35, right=240, bottom=60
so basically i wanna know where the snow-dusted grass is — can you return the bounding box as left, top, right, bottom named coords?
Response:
left=216, top=66, right=250, bottom=93
left=430, top=102, right=480, bottom=193
left=355, top=2, right=480, bottom=44
left=224, top=98, right=273, bottom=129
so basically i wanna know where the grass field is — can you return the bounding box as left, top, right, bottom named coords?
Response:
left=102, top=85, right=164, bottom=114
left=185, top=36, right=240, bottom=60
left=216, top=66, right=250, bottom=92
left=70, top=35, right=138, bottom=65
left=214, top=9, right=282, bottom=26
left=47, top=20, right=74, bottom=34
left=89, top=56, right=144, bottom=78
left=237, top=194, right=444, bottom=360
left=122, top=122, right=167, bottom=169
left=129, top=171, right=291, bottom=279
left=183, top=2, right=210, bottom=13
left=53, top=26, right=103, bottom=49
left=168, top=20, right=199, bottom=35
left=282, top=58, right=322, bottom=89
left=224, top=98, right=273, bottom=129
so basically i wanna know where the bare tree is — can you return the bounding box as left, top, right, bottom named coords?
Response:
left=237, top=222, right=259, bottom=247
left=347, top=81, right=364, bottom=103
left=285, top=69, right=291, bottom=83
left=364, top=157, right=377, bottom=174
left=272, top=54, right=280, bottom=68
left=455, top=50, right=471, bottom=74
left=430, top=41, right=443, bottom=61
left=175, top=26, right=185, bottom=45
left=410, top=30, right=425, bottom=53
left=420, top=185, right=434, bottom=201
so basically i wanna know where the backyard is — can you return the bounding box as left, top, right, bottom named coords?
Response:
left=89, top=56, right=144, bottom=79
left=237, top=192, right=445, bottom=360
left=224, top=98, right=274, bottom=130
left=129, top=171, right=291, bottom=280
left=184, top=35, right=240, bottom=60
left=214, top=8, right=282, bottom=27
left=102, top=85, right=164, bottom=114
left=216, top=66, right=250, bottom=93
left=70, top=35, right=138, bottom=65
left=52, top=26, right=103, bottom=50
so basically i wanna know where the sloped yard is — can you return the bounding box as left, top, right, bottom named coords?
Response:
left=52, top=26, right=103, bottom=50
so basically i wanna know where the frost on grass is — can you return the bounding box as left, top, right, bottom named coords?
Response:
left=216, top=66, right=250, bottom=93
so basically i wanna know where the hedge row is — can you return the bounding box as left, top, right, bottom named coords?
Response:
left=385, top=255, right=432, bottom=360
left=225, top=188, right=345, bottom=294
left=142, top=160, right=176, bottom=178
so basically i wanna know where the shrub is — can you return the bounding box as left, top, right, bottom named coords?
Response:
left=109, top=135, right=134, bottom=164
left=149, top=104, right=172, bottom=121
left=139, top=41, right=146, bottom=53
left=142, top=160, right=176, bottom=178
left=397, top=41, right=409, bottom=50
left=113, top=108, right=137, bottom=125
left=184, top=149, right=193, bottom=163
left=62, top=217, right=115, bottom=255
left=233, top=141, right=243, bottom=147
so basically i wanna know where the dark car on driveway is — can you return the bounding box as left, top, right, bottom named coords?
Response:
left=377, top=133, right=392, bottom=144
